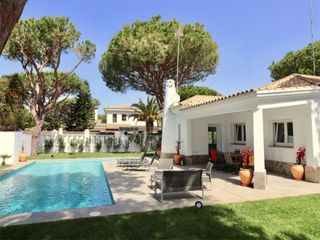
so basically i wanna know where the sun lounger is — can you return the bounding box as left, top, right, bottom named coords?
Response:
left=116, top=145, right=148, bottom=166
left=123, top=152, right=157, bottom=171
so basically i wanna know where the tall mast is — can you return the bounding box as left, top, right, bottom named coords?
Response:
left=309, top=0, right=316, bottom=75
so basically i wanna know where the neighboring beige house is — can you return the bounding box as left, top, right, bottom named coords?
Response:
left=93, top=104, right=159, bottom=133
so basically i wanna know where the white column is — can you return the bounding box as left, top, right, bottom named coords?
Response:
left=180, top=119, right=192, bottom=156
left=253, top=108, right=267, bottom=189
left=310, top=100, right=320, bottom=167
left=305, top=99, right=320, bottom=182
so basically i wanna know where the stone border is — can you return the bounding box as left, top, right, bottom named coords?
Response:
left=265, top=159, right=292, bottom=177
left=183, top=155, right=208, bottom=165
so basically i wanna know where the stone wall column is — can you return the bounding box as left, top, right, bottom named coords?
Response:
left=51, top=129, right=59, bottom=153
left=253, top=108, right=267, bottom=190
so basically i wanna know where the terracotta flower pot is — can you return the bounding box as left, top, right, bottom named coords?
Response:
left=239, top=168, right=253, bottom=187
left=290, top=164, right=304, bottom=181
left=19, top=152, right=28, bottom=162
left=173, top=154, right=182, bottom=165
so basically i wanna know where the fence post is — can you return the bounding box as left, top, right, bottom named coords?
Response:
left=51, top=129, right=59, bottom=153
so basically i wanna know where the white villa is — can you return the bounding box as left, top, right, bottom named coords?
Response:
left=161, top=74, right=320, bottom=190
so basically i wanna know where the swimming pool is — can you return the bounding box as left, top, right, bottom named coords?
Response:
left=0, top=160, right=114, bottom=215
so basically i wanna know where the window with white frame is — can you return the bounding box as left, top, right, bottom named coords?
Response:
left=233, top=123, right=246, bottom=144
left=273, top=121, right=294, bottom=146
left=112, top=114, right=117, bottom=123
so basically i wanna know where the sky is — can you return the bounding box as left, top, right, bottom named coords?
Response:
left=0, top=0, right=319, bottom=113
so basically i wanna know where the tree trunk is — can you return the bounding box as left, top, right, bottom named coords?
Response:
left=0, top=0, right=27, bottom=55
left=31, top=119, right=44, bottom=156
left=156, top=93, right=164, bottom=110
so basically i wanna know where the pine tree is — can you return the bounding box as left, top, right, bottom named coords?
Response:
left=66, top=81, right=96, bottom=131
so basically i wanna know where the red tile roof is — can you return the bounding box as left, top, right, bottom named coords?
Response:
left=179, top=74, right=320, bottom=111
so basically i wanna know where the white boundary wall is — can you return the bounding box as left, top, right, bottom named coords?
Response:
left=0, top=130, right=160, bottom=164
left=0, top=132, right=31, bottom=164
left=37, top=129, right=160, bottom=154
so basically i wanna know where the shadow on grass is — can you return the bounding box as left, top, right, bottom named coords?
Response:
left=1, top=205, right=269, bottom=240
left=274, top=231, right=311, bottom=240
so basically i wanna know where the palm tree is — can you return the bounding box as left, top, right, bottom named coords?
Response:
left=132, top=97, right=160, bottom=134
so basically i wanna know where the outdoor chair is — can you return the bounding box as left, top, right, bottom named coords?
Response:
left=150, top=158, right=173, bottom=187
left=116, top=145, right=148, bottom=166
left=154, top=169, right=203, bottom=201
left=123, top=151, right=158, bottom=171
left=223, top=152, right=239, bottom=174
left=212, top=151, right=227, bottom=170
left=189, top=162, right=213, bottom=190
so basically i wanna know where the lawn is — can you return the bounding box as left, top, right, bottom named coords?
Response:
left=1, top=194, right=320, bottom=240
left=28, top=151, right=154, bottom=160
left=0, top=165, right=7, bottom=170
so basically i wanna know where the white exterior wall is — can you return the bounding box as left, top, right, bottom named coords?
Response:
left=189, top=111, right=253, bottom=156
left=185, top=103, right=318, bottom=166
left=106, top=112, right=156, bottom=127
left=0, top=132, right=31, bottom=164
left=263, top=105, right=309, bottom=164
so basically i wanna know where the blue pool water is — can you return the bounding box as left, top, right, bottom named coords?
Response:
left=0, top=160, right=114, bottom=215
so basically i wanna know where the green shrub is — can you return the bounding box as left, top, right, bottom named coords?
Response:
left=78, top=140, right=84, bottom=152
left=58, top=138, right=65, bottom=152
left=105, top=136, right=114, bottom=151
left=44, top=139, right=53, bottom=153
left=96, top=141, right=102, bottom=152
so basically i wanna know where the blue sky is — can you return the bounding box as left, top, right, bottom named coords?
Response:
left=0, top=0, right=319, bottom=113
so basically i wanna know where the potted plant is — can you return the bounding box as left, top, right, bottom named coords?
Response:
left=290, top=147, right=306, bottom=181
left=19, top=145, right=28, bottom=162
left=173, top=140, right=183, bottom=165
left=239, top=147, right=254, bottom=187
left=156, top=141, right=161, bottom=158
left=0, top=154, right=11, bottom=166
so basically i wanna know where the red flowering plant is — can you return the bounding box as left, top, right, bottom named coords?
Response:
left=296, top=147, right=306, bottom=165
left=241, top=147, right=253, bottom=169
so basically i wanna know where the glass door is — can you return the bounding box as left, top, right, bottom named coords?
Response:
left=208, top=126, right=217, bottom=152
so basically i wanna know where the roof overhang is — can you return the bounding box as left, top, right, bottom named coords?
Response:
left=170, top=88, right=320, bottom=120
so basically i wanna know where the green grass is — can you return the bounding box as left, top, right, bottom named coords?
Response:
left=0, top=165, right=7, bottom=170
left=1, top=194, right=320, bottom=240
left=28, top=152, right=153, bottom=160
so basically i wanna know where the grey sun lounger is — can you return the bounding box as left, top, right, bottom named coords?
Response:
left=123, top=152, right=157, bottom=171
left=116, top=145, right=149, bottom=166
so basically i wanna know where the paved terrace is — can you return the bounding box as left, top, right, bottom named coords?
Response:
left=1, top=158, right=320, bottom=226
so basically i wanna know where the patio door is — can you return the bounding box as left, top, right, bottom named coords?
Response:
left=208, top=127, right=217, bottom=152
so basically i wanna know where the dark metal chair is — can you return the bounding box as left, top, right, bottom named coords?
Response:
left=223, top=152, right=240, bottom=174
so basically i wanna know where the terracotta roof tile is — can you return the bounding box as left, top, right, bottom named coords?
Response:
left=179, top=74, right=320, bottom=111
left=259, top=74, right=320, bottom=91
left=180, top=90, right=254, bottom=110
